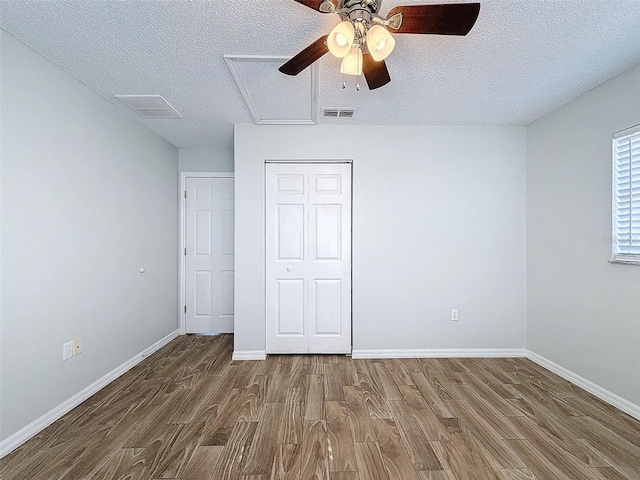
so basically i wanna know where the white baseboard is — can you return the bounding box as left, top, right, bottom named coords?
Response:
left=232, top=350, right=267, bottom=361
left=526, top=350, right=640, bottom=421
left=351, top=348, right=527, bottom=359
left=0, top=329, right=180, bottom=459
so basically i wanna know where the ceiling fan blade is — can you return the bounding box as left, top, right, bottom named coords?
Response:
left=279, top=35, right=329, bottom=76
left=387, top=3, right=481, bottom=35
left=294, top=0, right=335, bottom=12
left=362, top=55, right=391, bottom=90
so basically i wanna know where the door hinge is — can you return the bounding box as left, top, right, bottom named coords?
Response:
left=184, top=190, right=187, bottom=198
left=184, top=248, right=187, bottom=255
left=184, top=305, right=187, bottom=313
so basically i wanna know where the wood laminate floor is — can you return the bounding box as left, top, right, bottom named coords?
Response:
left=1, top=334, right=639, bottom=480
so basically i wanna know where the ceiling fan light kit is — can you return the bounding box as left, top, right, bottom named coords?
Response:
left=367, top=24, right=396, bottom=62
left=340, top=46, right=363, bottom=75
left=327, top=21, right=355, bottom=57
left=279, top=0, right=481, bottom=90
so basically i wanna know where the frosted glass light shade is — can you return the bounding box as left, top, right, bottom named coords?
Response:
left=327, top=21, right=355, bottom=58
left=340, top=47, right=363, bottom=76
left=367, top=25, right=395, bottom=61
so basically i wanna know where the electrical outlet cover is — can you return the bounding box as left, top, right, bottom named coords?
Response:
left=73, top=338, right=82, bottom=355
left=63, top=341, right=73, bottom=360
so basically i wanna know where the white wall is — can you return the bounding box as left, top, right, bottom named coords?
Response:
left=179, top=147, right=233, bottom=172
left=234, top=124, right=527, bottom=354
left=527, top=63, right=640, bottom=406
left=0, top=32, right=179, bottom=441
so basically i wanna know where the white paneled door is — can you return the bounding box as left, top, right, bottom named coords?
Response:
left=185, top=177, right=234, bottom=334
left=266, top=163, right=352, bottom=354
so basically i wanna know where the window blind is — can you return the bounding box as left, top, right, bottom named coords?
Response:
left=612, top=124, right=640, bottom=262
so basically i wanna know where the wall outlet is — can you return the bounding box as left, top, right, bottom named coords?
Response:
left=450, top=308, right=459, bottom=321
left=63, top=341, right=73, bottom=360
left=73, top=338, right=82, bottom=356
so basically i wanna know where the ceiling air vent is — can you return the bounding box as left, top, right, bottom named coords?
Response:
left=114, top=95, right=183, bottom=119
left=321, top=108, right=356, bottom=119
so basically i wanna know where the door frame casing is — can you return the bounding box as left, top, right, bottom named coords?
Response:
left=179, top=172, right=235, bottom=335
left=264, top=160, right=353, bottom=353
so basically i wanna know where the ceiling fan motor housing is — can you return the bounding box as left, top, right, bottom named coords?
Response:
left=340, top=0, right=381, bottom=25
left=339, top=0, right=382, bottom=15
left=338, top=0, right=386, bottom=52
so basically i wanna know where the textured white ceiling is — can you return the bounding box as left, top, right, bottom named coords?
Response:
left=2, top=0, right=640, bottom=149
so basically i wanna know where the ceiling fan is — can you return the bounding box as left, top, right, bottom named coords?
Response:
left=279, top=0, right=481, bottom=90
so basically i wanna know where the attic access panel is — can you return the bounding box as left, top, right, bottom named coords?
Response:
left=224, top=55, right=318, bottom=125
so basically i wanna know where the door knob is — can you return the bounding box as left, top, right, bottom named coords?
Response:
left=286, top=267, right=292, bottom=271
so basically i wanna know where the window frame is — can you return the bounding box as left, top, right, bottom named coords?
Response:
left=611, top=123, right=640, bottom=266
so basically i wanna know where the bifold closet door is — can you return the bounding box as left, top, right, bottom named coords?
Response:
left=266, top=163, right=351, bottom=354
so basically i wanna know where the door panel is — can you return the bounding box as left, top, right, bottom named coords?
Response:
left=313, top=279, right=342, bottom=334
left=221, top=270, right=234, bottom=316
left=277, top=173, right=306, bottom=193
left=277, top=279, right=306, bottom=335
left=314, top=174, right=342, bottom=194
left=195, top=211, right=212, bottom=255
left=277, top=204, right=306, bottom=261
left=195, top=270, right=212, bottom=316
left=266, top=164, right=309, bottom=353
left=314, top=205, right=342, bottom=260
left=221, top=211, right=235, bottom=255
left=266, top=163, right=351, bottom=354
left=308, top=164, right=351, bottom=353
left=185, top=177, right=234, bottom=333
